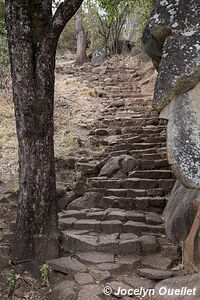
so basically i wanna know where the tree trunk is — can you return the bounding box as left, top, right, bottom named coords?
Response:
left=6, top=1, right=59, bottom=265
left=5, top=0, right=84, bottom=266
left=75, top=10, right=88, bottom=66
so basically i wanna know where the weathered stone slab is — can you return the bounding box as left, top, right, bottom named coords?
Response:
left=49, top=257, right=86, bottom=274
left=122, top=274, right=154, bottom=290
left=101, top=220, right=123, bottom=233
left=74, top=219, right=101, bottom=231
left=97, top=234, right=119, bottom=253
left=61, top=231, right=98, bottom=253
left=141, top=254, right=172, bottom=270
left=76, top=252, right=115, bottom=264
left=117, top=239, right=141, bottom=255
left=74, top=272, right=94, bottom=285
left=116, top=255, right=141, bottom=272
left=138, top=268, right=173, bottom=280
left=97, top=263, right=122, bottom=273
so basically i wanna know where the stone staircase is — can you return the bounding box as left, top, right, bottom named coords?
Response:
left=49, top=58, right=179, bottom=299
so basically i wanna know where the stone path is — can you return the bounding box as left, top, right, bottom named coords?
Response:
left=49, top=57, right=179, bottom=299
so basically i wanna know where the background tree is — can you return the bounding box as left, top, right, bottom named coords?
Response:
left=75, top=8, right=88, bottom=65
left=5, top=0, right=83, bottom=266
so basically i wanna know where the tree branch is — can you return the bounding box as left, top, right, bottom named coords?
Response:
left=52, top=0, right=83, bottom=39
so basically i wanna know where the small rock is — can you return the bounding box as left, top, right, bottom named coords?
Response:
left=91, top=129, right=109, bottom=136
left=74, top=181, right=89, bottom=197
left=92, top=66, right=107, bottom=75
left=57, top=191, right=76, bottom=211
left=89, top=268, right=111, bottom=283
left=146, top=212, right=163, bottom=225
left=140, top=235, right=159, bottom=254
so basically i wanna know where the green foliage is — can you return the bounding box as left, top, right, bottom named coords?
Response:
left=81, top=0, right=155, bottom=55
left=40, top=262, right=52, bottom=286
left=7, top=274, right=16, bottom=289
left=0, top=1, right=9, bottom=66
left=134, top=0, right=155, bottom=46
left=57, top=17, right=77, bottom=56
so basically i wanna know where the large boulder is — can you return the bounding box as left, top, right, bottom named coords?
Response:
left=99, top=155, right=139, bottom=178
left=143, top=0, right=200, bottom=188
left=153, top=273, right=200, bottom=300
left=164, top=180, right=199, bottom=243
left=67, top=192, right=102, bottom=210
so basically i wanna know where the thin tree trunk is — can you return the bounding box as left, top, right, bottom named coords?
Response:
left=75, top=10, right=88, bottom=65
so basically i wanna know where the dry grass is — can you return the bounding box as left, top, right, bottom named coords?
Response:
left=0, top=94, right=18, bottom=182
left=0, top=66, right=103, bottom=182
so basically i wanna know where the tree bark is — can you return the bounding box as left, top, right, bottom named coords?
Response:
left=75, top=9, right=88, bottom=66
left=5, top=0, right=83, bottom=266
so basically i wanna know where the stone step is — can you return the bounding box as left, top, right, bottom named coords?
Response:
left=123, top=178, right=158, bottom=190
left=129, top=170, right=174, bottom=179
left=121, top=126, right=166, bottom=135
left=106, top=148, right=159, bottom=158
left=139, top=159, right=170, bottom=170
left=90, top=179, right=122, bottom=189
left=105, top=189, right=146, bottom=198
left=59, top=209, right=163, bottom=224
left=99, top=195, right=165, bottom=211
left=142, top=153, right=163, bottom=160
left=109, top=143, right=162, bottom=151
left=102, top=118, right=158, bottom=127
left=60, top=228, right=163, bottom=254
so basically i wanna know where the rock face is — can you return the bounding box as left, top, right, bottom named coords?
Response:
left=164, top=180, right=200, bottom=267
left=143, top=0, right=200, bottom=189
left=164, top=180, right=199, bottom=244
